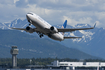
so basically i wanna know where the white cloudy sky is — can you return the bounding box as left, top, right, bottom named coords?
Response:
left=0, top=0, right=105, bottom=28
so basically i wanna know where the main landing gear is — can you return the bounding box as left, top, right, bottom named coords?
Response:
left=27, top=20, right=44, bottom=38
left=37, top=32, right=44, bottom=38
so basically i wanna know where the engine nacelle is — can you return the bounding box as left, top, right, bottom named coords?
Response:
left=26, top=26, right=34, bottom=33
left=50, top=26, right=58, bottom=33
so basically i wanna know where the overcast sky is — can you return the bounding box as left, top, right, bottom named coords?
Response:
left=0, top=0, right=105, bottom=28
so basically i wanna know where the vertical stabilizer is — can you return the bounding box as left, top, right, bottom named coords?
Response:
left=62, top=20, right=67, bottom=28
left=62, top=20, right=67, bottom=35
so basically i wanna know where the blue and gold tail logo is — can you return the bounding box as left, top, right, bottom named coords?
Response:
left=62, top=20, right=67, bottom=35
left=62, top=20, right=67, bottom=29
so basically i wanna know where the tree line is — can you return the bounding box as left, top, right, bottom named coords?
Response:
left=0, top=58, right=104, bottom=66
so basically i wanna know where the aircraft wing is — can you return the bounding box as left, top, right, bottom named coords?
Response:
left=10, top=27, right=39, bottom=32
left=58, top=23, right=96, bottom=32
left=11, top=28, right=26, bottom=30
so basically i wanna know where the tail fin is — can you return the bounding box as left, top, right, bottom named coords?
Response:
left=62, top=20, right=67, bottom=35
left=62, top=20, right=67, bottom=28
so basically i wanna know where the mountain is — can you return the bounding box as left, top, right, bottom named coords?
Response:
left=0, top=29, right=96, bottom=59
left=60, top=26, right=105, bottom=59
left=0, top=18, right=105, bottom=59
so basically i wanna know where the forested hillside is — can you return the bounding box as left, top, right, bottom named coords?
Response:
left=0, top=29, right=97, bottom=59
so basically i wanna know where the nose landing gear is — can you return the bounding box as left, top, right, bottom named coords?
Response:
left=28, top=20, right=32, bottom=26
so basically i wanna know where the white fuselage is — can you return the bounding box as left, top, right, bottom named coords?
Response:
left=26, top=12, right=64, bottom=41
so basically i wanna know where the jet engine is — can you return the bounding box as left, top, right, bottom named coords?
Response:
left=26, top=26, right=34, bottom=33
left=50, top=26, right=58, bottom=33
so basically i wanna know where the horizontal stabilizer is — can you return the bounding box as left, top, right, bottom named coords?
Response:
left=64, top=37, right=82, bottom=39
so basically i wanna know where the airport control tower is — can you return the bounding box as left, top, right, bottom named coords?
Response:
left=10, top=46, right=19, bottom=68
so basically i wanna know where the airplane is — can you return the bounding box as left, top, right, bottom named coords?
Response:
left=11, top=12, right=96, bottom=41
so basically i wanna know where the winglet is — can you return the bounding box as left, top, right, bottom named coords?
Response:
left=94, top=23, right=96, bottom=28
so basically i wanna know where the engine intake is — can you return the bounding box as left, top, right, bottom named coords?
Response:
left=50, top=26, right=54, bottom=30
left=26, top=26, right=34, bottom=33
left=50, top=26, right=58, bottom=33
left=26, top=26, right=30, bottom=30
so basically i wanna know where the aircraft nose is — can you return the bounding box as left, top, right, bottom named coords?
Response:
left=26, top=14, right=30, bottom=19
left=26, top=12, right=34, bottom=20
left=26, top=14, right=32, bottom=23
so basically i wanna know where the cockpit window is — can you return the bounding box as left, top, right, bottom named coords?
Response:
left=28, top=13, right=33, bottom=15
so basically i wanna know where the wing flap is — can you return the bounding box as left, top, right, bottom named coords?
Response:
left=64, top=37, right=82, bottom=39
